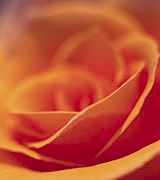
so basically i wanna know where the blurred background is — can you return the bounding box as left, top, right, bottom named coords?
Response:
left=0, top=0, right=160, bottom=53
left=0, top=0, right=107, bottom=52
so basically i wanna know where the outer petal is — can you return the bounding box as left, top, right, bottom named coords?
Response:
left=0, top=140, right=160, bottom=179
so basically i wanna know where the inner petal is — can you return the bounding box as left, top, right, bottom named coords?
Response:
left=51, top=27, right=125, bottom=84
left=52, top=65, right=110, bottom=112
left=8, top=65, right=110, bottom=113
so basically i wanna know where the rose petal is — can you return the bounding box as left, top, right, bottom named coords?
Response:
left=110, top=0, right=160, bottom=45
left=11, top=112, right=77, bottom=141
left=25, top=61, right=145, bottom=163
left=95, top=82, right=160, bottom=164
left=0, top=2, right=159, bottom=178
left=0, top=3, right=142, bottom=95
left=52, top=27, right=125, bottom=83
left=8, top=65, right=109, bottom=113
left=94, top=34, right=159, bottom=159
left=1, top=140, right=160, bottom=179
left=28, top=3, right=143, bottom=39
left=0, top=3, right=144, bottom=103
left=22, top=34, right=158, bottom=164
left=0, top=125, right=83, bottom=167
left=6, top=33, right=158, bottom=164
left=0, top=3, right=144, bottom=122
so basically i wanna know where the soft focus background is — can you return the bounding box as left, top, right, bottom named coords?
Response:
left=109, top=0, right=160, bottom=46
left=0, top=0, right=159, bottom=81
left=0, top=0, right=107, bottom=53
left=1, top=0, right=160, bottom=47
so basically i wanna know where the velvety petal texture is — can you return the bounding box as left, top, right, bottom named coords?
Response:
left=0, top=2, right=159, bottom=180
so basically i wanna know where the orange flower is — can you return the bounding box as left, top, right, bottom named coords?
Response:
left=0, top=2, right=159, bottom=179
left=110, top=0, right=160, bottom=143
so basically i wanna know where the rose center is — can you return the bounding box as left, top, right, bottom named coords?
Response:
left=51, top=66, right=109, bottom=112
left=9, top=65, right=112, bottom=113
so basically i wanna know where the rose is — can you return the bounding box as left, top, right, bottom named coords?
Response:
left=110, top=3, right=160, bottom=172
left=0, top=2, right=159, bottom=179
left=109, top=0, right=160, bottom=111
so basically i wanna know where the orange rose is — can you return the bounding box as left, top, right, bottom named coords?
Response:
left=109, top=0, right=160, bottom=108
left=0, top=2, right=159, bottom=179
